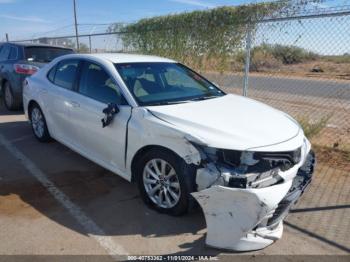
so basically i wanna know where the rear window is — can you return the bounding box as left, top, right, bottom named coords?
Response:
left=25, top=47, right=73, bottom=63
left=9, top=46, right=18, bottom=60
left=0, top=45, right=10, bottom=61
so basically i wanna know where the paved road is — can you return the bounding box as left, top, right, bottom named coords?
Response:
left=0, top=102, right=349, bottom=259
left=204, top=73, right=350, bottom=101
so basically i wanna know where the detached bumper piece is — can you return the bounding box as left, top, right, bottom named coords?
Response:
left=267, top=150, right=315, bottom=227
left=192, top=150, right=316, bottom=251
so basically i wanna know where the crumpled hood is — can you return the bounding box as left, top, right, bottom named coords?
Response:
left=146, top=94, right=301, bottom=151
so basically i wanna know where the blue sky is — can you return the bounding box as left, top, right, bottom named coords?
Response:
left=0, top=0, right=269, bottom=41
left=0, top=0, right=345, bottom=40
left=0, top=0, right=349, bottom=55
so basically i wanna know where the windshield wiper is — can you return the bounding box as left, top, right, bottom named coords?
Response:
left=147, top=100, right=192, bottom=106
left=146, top=95, right=220, bottom=106
left=189, top=95, right=221, bottom=101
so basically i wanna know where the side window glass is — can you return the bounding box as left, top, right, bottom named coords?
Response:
left=79, top=62, right=127, bottom=105
left=53, top=60, right=79, bottom=90
left=47, top=65, right=57, bottom=82
left=0, top=45, right=10, bottom=61
left=8, top=47, right=18, bottom=60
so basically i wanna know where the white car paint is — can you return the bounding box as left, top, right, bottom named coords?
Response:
left=192, top=138, right=311, bottom=251
left=146, top=94, right=302, bottom=151
left=23, top=53, right=313, bottom=251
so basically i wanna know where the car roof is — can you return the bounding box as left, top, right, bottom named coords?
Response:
left=67, top=53, right=176, bottom=64
left=5, top=42, right=73, bottom=50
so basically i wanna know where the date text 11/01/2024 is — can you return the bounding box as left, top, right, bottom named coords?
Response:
left=127, top=255, right=219, bottom=261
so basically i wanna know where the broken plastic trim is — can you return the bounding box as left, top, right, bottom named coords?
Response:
left=260, top=150, right=315, bottom=228
left=192, top=150, right=315, bottom=251
left=101, top=103, right=120, bottom=128
left=191, top=143, right=286, bottom=190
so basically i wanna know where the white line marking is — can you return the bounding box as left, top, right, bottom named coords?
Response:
left=10, top=134, right=33, bottom=143
left=0, top=134, right=128, bottom=258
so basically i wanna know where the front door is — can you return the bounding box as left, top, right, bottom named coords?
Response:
left=68, top=61, right=131, bottom=175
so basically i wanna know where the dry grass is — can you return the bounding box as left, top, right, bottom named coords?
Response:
left=238, top=60, right=350, bottom=81
left=200, top=58, right=350, bottom=81
left=314, top=145, right=350, bottom=172
left=298, top=115, right=332, bottom=139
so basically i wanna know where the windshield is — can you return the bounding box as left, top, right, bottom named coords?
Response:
left=25, top=47, right=74, bottom=63
left=115, top=62, right=225, bottom=106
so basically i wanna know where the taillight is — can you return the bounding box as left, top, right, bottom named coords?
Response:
left=14, top=64, right=39, bottom=75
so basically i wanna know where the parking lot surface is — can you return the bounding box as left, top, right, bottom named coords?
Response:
left=0, top=101, right=349, bottom=259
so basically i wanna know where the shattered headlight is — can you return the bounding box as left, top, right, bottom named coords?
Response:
left=194, top=144, right=301, bottom=189
left=221, top=148, right=301, bottom=173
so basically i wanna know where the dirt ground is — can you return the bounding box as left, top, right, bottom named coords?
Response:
left=0, top=101, right=349, bottom=260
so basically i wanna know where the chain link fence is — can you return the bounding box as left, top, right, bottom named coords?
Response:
left=4, top=4, right=350, bottom=252
left=208, top=11, right=350, bottom=163
left=10, top=6, right=350, bottom=172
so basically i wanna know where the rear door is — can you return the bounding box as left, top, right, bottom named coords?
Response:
left=44, top=59, right=80, bottom=145
left=0, top=44, right=11, bottom=86
left=67, top=60, right=131, bottom=175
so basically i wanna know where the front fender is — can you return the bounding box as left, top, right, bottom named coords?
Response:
left=126, top=108, right=203, bottom=178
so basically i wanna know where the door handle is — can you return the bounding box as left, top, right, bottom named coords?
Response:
left=70, top=101, right=80, bottom=108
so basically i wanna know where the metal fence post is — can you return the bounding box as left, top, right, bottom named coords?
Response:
left=89, top=35, right=92, bottom=53
left=243, top=24, right=252, bottom=97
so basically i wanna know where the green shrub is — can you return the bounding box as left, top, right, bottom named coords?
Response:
left=108, top=1, right=323, bottom=71
left=108, top=1, right=321, bottom=70
left=250, top=45, right=282, bottom=71
left=270, top=44, right=319, bottom=64
left=250, top=44, right=319, bottom=67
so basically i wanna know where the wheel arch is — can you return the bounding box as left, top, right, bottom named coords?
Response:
left=130, top=145, right=182, bottom=182
left=1, top=78, right=8, bottom=95
left=1, top=78, right=7, bottom=88
left=27, top=100, right=40, bottom=119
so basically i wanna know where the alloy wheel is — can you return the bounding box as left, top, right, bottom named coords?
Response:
left=143, top=158, right=181, bottom=209
left=31, top=107, right=45, bottom=138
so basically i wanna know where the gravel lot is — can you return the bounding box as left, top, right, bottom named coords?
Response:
left=0, top=100, right=349, bottom=260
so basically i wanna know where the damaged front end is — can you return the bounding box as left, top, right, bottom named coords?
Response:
left=191, top=140, right=316, bottom=251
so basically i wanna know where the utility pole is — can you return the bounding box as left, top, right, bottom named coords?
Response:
left=73, top=0, right=80, bottom=51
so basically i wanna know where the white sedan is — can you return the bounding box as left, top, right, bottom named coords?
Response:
left=23, top=53, right=315, bottom=251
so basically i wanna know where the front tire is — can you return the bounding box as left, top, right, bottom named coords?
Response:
left=29, top=104, right=51, bottom=142
left=136, top=149, right=196, bottom=216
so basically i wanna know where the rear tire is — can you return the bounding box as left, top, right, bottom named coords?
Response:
left=29, top=104, right=51, bottom=142
left=135, top=148, right=197, bottom=216
left=3, top=81, right=21, bottom=111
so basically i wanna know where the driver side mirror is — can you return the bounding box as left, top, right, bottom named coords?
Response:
left=101, top=103, right=120, bottom=128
